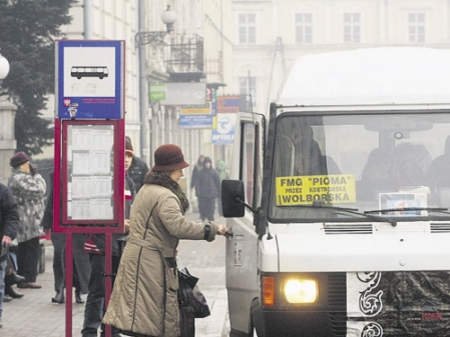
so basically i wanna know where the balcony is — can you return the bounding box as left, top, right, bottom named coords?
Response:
left=165, top=34, right=205, bottom=82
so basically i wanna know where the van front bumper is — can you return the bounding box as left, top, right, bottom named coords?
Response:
left=259, top=310, right=346, bottom=337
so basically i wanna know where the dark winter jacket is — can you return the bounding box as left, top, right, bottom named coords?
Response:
left=190, top=163, right=203, bottom=196
left=196, top=168, right=220, bottom=199
left=0, top=183, right=18, bottom=243
left=127, top=155, right=149, bottom=192
left=41, top=172, right=56, bottom=231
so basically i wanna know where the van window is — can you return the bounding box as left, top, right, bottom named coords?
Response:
left=240, top=122, right=256, bottom=208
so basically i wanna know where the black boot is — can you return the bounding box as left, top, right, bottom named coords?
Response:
left=5, top=272, right=25, bottom=286
left=51, top=291, right=65, bottom=304
left=75, top=289, right=84, bottom=304
left=5, top=284, right=24, bottom=299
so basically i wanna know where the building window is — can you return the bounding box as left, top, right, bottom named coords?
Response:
left=295, top=13, right=312, bottom=43
left=239, top=76, right=256, bottom=110
left=344, top=13, right=361, bottom=43
left=409, top=12, right=425, bottom=43
left=238, top=13, right=256, bottom=44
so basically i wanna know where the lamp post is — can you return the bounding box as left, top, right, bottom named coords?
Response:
left=136, top=4, right=176, bottom=165
left=0, top=52, right=15, bottom=184
left=0, top=52, right=10, bottom=83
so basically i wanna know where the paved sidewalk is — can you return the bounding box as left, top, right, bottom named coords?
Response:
left=2, top=238, right=229, bottom=337
left=2, top=244, right=85, bottom=337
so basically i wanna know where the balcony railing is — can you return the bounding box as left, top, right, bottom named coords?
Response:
left=165, top=34, right=204, bottom=81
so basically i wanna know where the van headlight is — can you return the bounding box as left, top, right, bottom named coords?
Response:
left=283, top=278, right=318, bottom=304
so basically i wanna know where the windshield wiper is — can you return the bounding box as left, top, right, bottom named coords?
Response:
left=291, top=203, right=398, bottom=225
left=363, top=207, right=450, bottom=227
left=365, top=207, right=449, bottom=214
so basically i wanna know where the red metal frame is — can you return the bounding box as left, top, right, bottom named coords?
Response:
left=54, top=119, right=125, bottom=233
left=54, top=118, right=125, bottom=337
left=54, top=118, right=62, bottom=232
left=54, top=39, right=126, bottom=337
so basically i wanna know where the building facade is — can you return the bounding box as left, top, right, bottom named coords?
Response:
left=141, top=0, right=234, bottom=171
left=231, top=0, right=450, bottom=115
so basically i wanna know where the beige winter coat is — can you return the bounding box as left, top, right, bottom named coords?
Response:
left=103, top=184, right=216, bottom=337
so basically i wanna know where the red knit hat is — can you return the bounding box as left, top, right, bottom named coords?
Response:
left=152, top=144, right=189, bottom=172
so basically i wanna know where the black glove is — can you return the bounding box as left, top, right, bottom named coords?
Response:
left=29, top=164, right=36, bottom=176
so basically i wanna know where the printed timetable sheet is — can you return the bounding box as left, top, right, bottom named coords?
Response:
left=66, top=125, right=114, bottom=220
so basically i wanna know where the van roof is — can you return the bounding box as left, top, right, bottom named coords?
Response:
left=279, top=47, right=450, bottom=107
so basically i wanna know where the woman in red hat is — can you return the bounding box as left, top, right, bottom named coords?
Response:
left=104, top=144, right=229, bottom=337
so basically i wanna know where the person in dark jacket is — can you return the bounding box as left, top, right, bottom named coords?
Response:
left=190, top=155, right=205, bottom=215
left=125, top=136, right=149, bottom=192
left=0, top=182, right=19, bottom=328
left=41, top=173, right=91, bottom=304
left=196, top=157, right=221, bottom=221
left=190, top=155, right=205, bottom=193
left=81, top=148, right=136, bottom=337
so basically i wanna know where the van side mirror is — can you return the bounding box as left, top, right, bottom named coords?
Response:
left=221, top=180, right=245, bottom=218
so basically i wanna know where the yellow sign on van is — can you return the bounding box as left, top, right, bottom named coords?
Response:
left=275, top=174, right=356, bottom=206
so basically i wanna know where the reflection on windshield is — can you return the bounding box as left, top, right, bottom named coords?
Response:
left=270, top=112, right=450, bottom=221
left=274, top=118, right=341, bottom=176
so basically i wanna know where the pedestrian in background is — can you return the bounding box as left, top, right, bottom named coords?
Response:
left=196, top=157, right=221, bottom=222
left=103, top=144, right=229, bottom=337
left=8, top=152, right=46, bottom=289
left=125, top=136, right=149, bottom=192
left=0, top=182, right=19, bottom=328
left=190, top=154, right=205, bottom=214
left=41, top=172, right=90, bottom=304
left=81, top=145, right=136, bottom=337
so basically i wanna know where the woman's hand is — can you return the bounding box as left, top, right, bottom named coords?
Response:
left=216, top=224, right=233, bottom=237
left=124, top=219, right=130, bottom=233
left=1, top=235, right=12, bottom=246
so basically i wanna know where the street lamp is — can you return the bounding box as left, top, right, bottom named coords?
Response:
left=135, top=5, right=177, bottom=47
left=136, top=4, right=177, bottom=165
left=0, top=52, right=12, bottom=185
left=0, top=52, right=10, bottom=83
left=161, top=5, right=177, bottom=33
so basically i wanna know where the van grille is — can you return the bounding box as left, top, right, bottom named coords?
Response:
left=324, top=223, right=373, bottom=235
left=430, top=223, right=450, bottom=233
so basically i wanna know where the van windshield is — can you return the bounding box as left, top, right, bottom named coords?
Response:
left=269, top=111, right=450, bottom=222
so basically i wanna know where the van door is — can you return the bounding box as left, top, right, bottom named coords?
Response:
left=226, top=114, right=264, bottom=336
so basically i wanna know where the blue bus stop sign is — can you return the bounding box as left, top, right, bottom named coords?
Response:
left=56, top=40, right=124, bottom=119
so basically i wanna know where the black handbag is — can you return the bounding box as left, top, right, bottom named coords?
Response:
left=178, top=267, right=211, bottom=318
